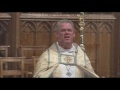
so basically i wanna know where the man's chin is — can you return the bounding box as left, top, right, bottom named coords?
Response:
left=64, top=41, right=72, bottom=44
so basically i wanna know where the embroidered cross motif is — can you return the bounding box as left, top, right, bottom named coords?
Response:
left=64, top=56, right=72, bottom=63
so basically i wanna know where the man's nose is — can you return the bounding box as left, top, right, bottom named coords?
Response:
left=65, top=30, right=69, bottom=33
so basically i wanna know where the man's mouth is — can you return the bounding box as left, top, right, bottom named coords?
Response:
left=64, top=36, right=70, bottom=39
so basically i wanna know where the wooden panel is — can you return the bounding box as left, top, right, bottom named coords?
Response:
left=19, top=46, right=46, bottom=58
left=20, top=20, right=51, bottom=57
left=20, top=21, right=35, bottom=46
left=0, top=20, right=10, bottom=45
left=113, top=13, right=120, bottom=77
left=97, top=22, right=112, bottom=77
left=35, top=21, right=51, bottom=48
left=0, top=13, right=11, bottom=57
left=84, top=22, right=97, bottom=72
left=73, top=21, right=80, bottom=45
left=51, top=21, right=57, bottom=44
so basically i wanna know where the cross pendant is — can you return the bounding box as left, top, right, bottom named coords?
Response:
left=66, top=72, right=72, bottom=77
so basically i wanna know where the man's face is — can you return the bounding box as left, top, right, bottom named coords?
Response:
left=56, top=23, right=75, bottom=44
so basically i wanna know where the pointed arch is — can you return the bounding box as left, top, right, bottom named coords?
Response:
left=37, top=21, right=51, bottom=32
left=84, top=22, right=98, bottom=33
left=99, top=22, right=113, bottom=33
left=21, top=21, right=36, bottom=33
left=0, top=21, right=8, bottom=34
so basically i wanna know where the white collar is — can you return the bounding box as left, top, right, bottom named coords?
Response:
left=56, top=42, right=76, bottom=52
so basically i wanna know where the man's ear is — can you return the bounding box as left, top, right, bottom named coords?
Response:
left=73, top=31, right=75, bottom=38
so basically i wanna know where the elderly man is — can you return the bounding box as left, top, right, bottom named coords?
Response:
left=33, top=19, right=99, bottom=78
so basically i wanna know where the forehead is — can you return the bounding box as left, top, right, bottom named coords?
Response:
left=59, top=23, right=73, bottom=28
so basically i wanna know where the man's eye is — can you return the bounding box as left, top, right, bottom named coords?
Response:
left=61, top=29, right=65, bottom=32
left=68, top=29, right=72, bottom=32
